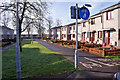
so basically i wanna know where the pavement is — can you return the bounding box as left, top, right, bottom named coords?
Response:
left=1, top=42, right=17, bottom=52
left=1, top=40, right=24, bottom=52
left=35, top=39, right=120, bottom=79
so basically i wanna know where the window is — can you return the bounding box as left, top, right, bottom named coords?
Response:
left=83, top=22, right=86, bottom=27
left=64, top=34, right=66, bottom=38
left=119, top=29, right=120, bottom=39
left=70, top=27, right=72, bottom=30
left=87, top=32, right=89, bottom=38
left=91, top=18, right=95, bottom=25
left=106, top=11, right=113, bottom=20
left=73, top=34, right=75, bottom=38
left=101, top=16, right=103, bottom=23
left=62, top=28, right=64, bottom=31
left=73, top=26, right=75, bottom=30
left=64, top=28, right=66, bottom=31
left=98, top=31, right=102, bottom=38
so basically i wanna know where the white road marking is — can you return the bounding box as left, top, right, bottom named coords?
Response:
left=84, top=57, right=114, bottom=67
left=79, top=62, right=93, bottom=68
left=98, top=58, right=112, bottom=62
left=79, top=62, right=102, bottom=68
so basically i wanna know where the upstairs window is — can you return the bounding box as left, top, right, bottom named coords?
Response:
left=83, top=22, right=86, bottom=27
left=91, top=18, right=95, bottom=25
left=70, top=27, right=72, bottom=30
left=101, top=16, right=103, bottom=23
left=62, top=28, right=64, bottom=31
left=64, top=28, right=66, bottom=31
left=73, top=26, right=75, bottom=30
left=106, top=11, right=113, bottom=20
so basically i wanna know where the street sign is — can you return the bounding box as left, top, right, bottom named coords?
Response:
left=70, top=6, right=81, bottom=19
left=79, top=6, right=90, bottom=20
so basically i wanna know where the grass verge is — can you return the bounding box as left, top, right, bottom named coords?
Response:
left=2, top=40, right=79, bottom=79
left=106, top=55, right=120, bottom=60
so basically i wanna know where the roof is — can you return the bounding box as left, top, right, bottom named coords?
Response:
left=64, top=22, right=75, bottom=27
left=49, top=2, right=120, bottom=29
left=51, top=26, right=62, bottom=29
left=100, top=2, right=120, bottom=13
left=0, top=26, right=14, bottom=31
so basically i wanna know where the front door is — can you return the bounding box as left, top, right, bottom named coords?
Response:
left=90, top=32, right=95, bottom=43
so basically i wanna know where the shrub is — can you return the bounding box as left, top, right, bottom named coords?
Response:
left=2, top=39, right=16, bottom=42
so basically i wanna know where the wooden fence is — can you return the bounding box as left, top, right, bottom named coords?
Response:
left=81, top=46, right=120, bottom=57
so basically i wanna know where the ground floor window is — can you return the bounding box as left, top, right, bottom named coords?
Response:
left=87, top=32, right=90, bottom=38
left=73, top=34, right=75, bottom=38
left=98, top=31, right=102, bottom=38
left=64, top=34, right=66, bottom=38
left=110, top=32, right=113, bottom=44
left=119, top=29, right=120, bottom=39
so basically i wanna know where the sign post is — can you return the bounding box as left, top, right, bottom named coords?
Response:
left=71, top=3, right=91, bottom=70
left=16, top=0, right=21, bottom=80
left=75, top=3, right=78, bottom=69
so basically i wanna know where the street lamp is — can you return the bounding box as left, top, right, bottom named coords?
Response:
left=74, top=3, right=91, bottom=70
left=84, top=4, right=92, bottom=7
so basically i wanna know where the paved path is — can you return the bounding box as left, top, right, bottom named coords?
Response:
left=1, top=40, right=24, bottom=52
left=35, top=39, right=120, bottom=78
left=1, top=42, right=17, bottom=52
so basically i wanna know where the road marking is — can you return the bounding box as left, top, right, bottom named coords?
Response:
left=79, top=62, right=93, bottom=68
left=84, top=57, right=114, bottom=67
left=79, top=62, right=102, bottom=68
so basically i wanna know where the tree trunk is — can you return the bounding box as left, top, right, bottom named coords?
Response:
left=28, top=31, right=30, bottom=37
left=19, top=1, right=27, bottom=52
left=19, top=20, right=22, bottom=52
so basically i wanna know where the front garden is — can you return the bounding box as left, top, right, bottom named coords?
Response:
left=41, top=38, right=120, bottom=58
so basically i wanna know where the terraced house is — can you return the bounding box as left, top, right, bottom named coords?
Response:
left=48, top=3, right=120, bottom=47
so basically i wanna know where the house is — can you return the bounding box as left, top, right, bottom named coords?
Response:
left=47, top=2, right=120, bottom=47
left=49, top=26, right=62, bottom=40
left=0, top=26, right=14, bottom=40
left=66, top=23, right=76, bottom=41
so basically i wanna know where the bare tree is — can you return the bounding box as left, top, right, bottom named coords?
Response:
left=46, top=16, right=53, bottom=38
left=0, top=1, right=48, bottom=52
left=56, top=18, right=62, bottom=26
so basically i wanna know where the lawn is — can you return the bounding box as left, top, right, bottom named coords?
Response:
left=2, top=40, right=76, bottom=79
left=106, top=55, right=120, bottom=60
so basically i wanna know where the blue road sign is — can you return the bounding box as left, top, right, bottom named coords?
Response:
left=79, top=6, right=90, bottom=20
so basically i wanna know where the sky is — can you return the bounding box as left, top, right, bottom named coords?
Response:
left=0, top=0, right=119, bottom=34
left=48, top=2, right=118, bottom=27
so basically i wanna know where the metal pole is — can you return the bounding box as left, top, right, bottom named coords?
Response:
left=16, top=0, right=21, bottom=80
left=75, top=3, right=78, bottom=70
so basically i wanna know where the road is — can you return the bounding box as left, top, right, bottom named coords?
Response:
left=35, top=39, right=120, bottom=78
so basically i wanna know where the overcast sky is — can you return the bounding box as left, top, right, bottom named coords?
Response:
left=0, top=0, right=119, bottom=34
